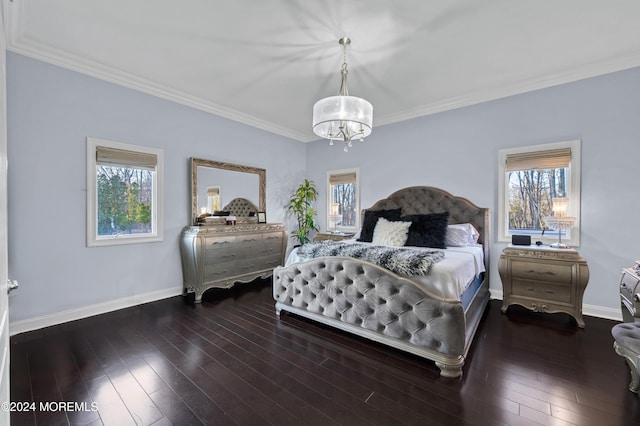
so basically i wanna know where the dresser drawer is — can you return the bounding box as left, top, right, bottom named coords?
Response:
left=510, top=259, right=573, bottom=283
left=621, top=269, right=640, bottom=291
left=512, top=278, right=572, bottom=303
left=620, top=269, right=640, bottom=317
left=236, top=233, right=261, bottom=244
left=204, top=260, right=238, bottom=282
left=257, top=253, right=284, bottom=269
left=262, top=231, right=285, bottom=248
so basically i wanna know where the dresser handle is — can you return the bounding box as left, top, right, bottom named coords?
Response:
left=526, top=287, right=535, bottom=292
left=544, top=290, right=555, bottom=294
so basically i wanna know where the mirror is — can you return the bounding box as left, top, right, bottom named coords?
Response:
left=191, top=158, right=266, bottom=225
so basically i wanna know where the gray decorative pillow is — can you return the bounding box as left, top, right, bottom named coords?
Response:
left=446, top=223, right=480, bottom=246
left=445, top=226, right=470, bottom=247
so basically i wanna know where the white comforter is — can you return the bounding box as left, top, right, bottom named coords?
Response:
left=286, top=241, right=485, bottom=302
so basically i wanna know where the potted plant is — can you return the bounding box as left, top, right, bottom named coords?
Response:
left=287, top=178, right=319, bottom=245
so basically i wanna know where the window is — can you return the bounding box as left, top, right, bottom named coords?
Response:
left=327, top=169, right=359, bottom=232
left=498, top=140, right=581, bottom=246
left=87, top=137, right=164, bottom=247
left=206, top=186, right=220, bottom=214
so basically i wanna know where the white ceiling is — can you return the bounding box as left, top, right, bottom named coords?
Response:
left=4, top=0, right=640, bottom=142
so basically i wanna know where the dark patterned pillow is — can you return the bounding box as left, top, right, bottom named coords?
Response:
left=402, top=212, right=450, bottom=248
left=358, top=208, right=402, bottom=242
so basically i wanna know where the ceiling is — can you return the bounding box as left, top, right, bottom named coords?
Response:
left=4, top=0, right=640, bottom=142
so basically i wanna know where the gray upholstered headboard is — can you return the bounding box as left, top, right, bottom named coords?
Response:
left=222, top=197, right=258, bottom=217
left=365, top=186, right=490, bottom=272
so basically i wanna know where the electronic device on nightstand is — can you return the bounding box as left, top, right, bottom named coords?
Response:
left=619, top=260, right=640, bottom=323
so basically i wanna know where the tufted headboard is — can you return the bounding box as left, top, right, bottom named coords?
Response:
left=365, top=186, right=490, bottom=271
left=222, top=197, right=258, bottom=217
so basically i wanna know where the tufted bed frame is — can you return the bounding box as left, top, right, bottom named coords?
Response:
left=273, top=186, right=490, bottom=377
left=222, top=197, right=258, bottom=217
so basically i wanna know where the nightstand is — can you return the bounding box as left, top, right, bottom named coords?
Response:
left=313, top=232, right=355, bottom=242
left=498, top=244, right=589, bottom=328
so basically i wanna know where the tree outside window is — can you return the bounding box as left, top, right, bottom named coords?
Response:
left=97, top=166, right=153, bottom=236
left=508, top=168, right=567, bottom=233
left=87, top=137, right=163, bottom=247
left=498, top=140, right=580, bottom=246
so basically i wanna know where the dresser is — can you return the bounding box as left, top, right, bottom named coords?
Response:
left=620, top=262, right=640, bottom=322
left=498, top=245, right=589, bottom=327
left=180, top=223, right=287, bottom=302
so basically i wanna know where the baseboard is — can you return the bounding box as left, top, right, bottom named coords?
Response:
left=582, top=304, right=622, bottom=321
left=9, top=286, right=183, bottom=336
left=10, top=285, right=624, bottom=336
left=488, top=288, right=622, bottom=321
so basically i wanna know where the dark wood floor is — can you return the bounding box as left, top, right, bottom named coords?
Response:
left=9, top=279, right=640, bottom=425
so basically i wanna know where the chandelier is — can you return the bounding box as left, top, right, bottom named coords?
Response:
left=312, top=37, right=373, bottom=152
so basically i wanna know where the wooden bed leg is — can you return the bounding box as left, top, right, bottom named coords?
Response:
left=435, top=361, right=463, bottom=378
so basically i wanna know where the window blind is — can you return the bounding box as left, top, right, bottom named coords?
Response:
left=505, top=148, right=571, bottom=172
left=329, top=171, right=356, bottom=185
left=96, top=146, right=157, bottom=170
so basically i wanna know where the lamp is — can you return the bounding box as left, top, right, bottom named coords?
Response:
left=544, top=197, right=575, bottom=248
left=312, top=37, right=373, bottom=152
left=328, top=203, right=342, bottom=233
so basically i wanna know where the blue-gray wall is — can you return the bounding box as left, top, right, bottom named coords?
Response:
left=306, top=66, right=640, bottom=315
left=7, top=50, right=640, bottom=327
left=6, top=52, right=305, bottom=324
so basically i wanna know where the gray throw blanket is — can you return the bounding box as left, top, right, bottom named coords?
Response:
left=297, top=241, right=444, bottom=276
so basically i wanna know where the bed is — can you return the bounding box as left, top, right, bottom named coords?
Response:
left=273, top=186, right=490, bottom=377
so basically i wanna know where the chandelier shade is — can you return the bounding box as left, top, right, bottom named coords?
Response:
left=312, top=95, right=373, bottom=141
left=312, top=37, right=373, bottom=152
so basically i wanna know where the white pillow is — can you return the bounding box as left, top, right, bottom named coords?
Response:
left=446, top=223, right=480, bottom=246
left=372, top=217, right=412, bottom=246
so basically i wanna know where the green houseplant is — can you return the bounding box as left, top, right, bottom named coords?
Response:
left=287, top=178, right=319, bottom=245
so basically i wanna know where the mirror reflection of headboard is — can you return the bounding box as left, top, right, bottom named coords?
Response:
left=190, top=158, right=266, bottom=225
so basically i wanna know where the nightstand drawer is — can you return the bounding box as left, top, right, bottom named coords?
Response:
left=512, top=279, right=572, bottom=303
left=510, top=259, right=572, bottom=283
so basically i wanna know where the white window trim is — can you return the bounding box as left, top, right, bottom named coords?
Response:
left=498, top=139, right=581, bottom=246
left=87, top=137, right=164, bottom=247
left=326, top=168, right=360, bottom=232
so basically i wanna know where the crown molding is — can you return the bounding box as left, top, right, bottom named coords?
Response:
left=374, top=51, right=640, bottom=128
left=9, top=34, right=640, bottom=145
left=5, top=38, right=311, bottom=143
left=6, top=0, right=640, bottom=144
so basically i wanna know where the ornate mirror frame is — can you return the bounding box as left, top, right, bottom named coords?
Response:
left=191, top=158, right=266, bottom=225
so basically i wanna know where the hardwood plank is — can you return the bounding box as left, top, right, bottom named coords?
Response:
left=9, top=279, right=640, bottom=426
